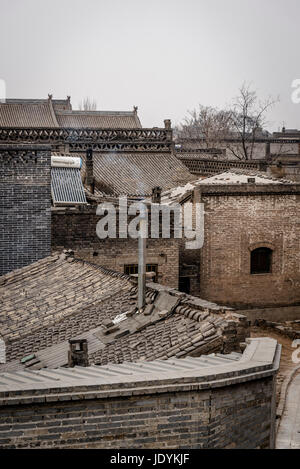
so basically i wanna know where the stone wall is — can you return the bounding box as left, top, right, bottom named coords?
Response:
left=0, top=338, right=280, bottom=449
left=197, top=185, right=300, bottom=308
left=51, top=207, right=180, bottom=289
left=0, top=145, right=51, bottom=276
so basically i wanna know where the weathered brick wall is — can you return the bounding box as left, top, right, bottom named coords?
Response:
left=198, top=188, right=300, bottom=308
left=51, top=208, right=179, bottom=289
left=178, top=156, right=267, bottom=177
left=0, top=376, right=275, bottom=449
left=0, top=146, right=51, bottom=276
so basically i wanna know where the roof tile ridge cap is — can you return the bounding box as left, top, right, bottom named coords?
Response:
left=134, top=113, right=142, bottom=128
left=72, top=257, right=133, bottom=282
left=176, top=305, right=212, bottom=322
left=0, top=254, right=58, bottom=285
left=56, top=110, right=136, bottom=116
left=48, top=97, right=59, bottom=128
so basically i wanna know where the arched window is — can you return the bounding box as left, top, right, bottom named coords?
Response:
left=251, top=247, right=273, bottom=274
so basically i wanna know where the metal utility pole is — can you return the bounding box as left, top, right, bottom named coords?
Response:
left=138, top=202, right=147, bottom=310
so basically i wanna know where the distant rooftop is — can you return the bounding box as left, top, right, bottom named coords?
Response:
left=157, top=169, right=295, bottom=205
left=0, top=96, right=142, bottom=128
left=196, top=171, right=289, bottom=185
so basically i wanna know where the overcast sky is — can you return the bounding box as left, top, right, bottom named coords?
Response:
left=0, top=0, right=299, bottom=130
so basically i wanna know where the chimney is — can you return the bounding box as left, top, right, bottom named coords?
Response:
left=164, top=119, right=171, bottom=130
left=152, top=186, right=162, bottom=203
left=265, top=142, right=270, bottom=159
left=85, top=148, right=95, bottom=194
left=68, top=339, right=89, bottom=367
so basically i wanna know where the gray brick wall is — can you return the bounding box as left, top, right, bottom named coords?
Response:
left=0, top=376, right=275, bottom=449
left=0, top=146, right=51, bottom=276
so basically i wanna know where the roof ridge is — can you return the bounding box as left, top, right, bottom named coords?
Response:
left=48, top=97, right=59, bottom=128
left=56, top=110, right=137, bottom=116
left=0, top=255, right=58, bottom=284
left=72, top=257, right=135, bottom=283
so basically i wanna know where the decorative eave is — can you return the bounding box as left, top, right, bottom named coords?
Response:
left=0, top=127, right=173, bottom=152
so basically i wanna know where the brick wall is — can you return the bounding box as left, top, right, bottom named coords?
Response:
left=0, top=146, right=51, bottom=276
left=0, top=338, right=279, bottom=449
left=198, top=186, right=300, bottom=308
left=0, top=375, right=275, bottom=449
left=178, top=156, right=267, bottom=177
left=51, top=208, right=180, bottom=289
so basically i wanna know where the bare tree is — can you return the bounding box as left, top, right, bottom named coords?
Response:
left=226, top=82, right=278, bottom=160
left=176, top=83, right=279, bottom=160
left=175, top=105, right=231, bottom=149
left=78, top=97, right=97, bottom=111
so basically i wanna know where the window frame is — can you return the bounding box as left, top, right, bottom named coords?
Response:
left=124, top=264, right=158, bottom=282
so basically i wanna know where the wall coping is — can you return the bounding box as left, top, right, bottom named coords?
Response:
left=198, top=184, right=300, bottom=196
left=0, top=144, right=51, bottom=151
left=0, top=338, right=281, bottom=407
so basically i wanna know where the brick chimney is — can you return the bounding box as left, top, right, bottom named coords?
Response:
left=164, top=119, right=171, bottom=130
left=68, top=339, right=89, bottom=367
left=152, top=186, right=162, bottom=203
left=85, top=148, right=95, bottom=194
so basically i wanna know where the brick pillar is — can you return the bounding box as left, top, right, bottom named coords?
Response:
left=152, top=186, right=162, bottom=203
left=85, top=149, right=94, bottom=194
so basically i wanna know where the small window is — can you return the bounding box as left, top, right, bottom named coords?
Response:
left=250, top=247, right=272, bottom=274
left=124, top=264, right=158, bottom=282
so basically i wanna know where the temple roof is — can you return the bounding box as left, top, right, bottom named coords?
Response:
left=56, top=110, right=141, bottom=129
left=0, top=97, right=142, bottom=129
left=79, top=151, right=194, bottom=197
left=0, top=99, right=59, bottom=127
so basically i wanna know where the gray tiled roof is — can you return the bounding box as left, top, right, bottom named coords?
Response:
left=0, top=100, right=59, bottom=127
left=56, top=110, right=142, bottom=129
left=0, top=98, right=141, bottom=129
left=0, top=254, right=235, bottom=372
left=80, top=151, right=194, bottom=197
left=0, top=254, right=135, bottom=347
